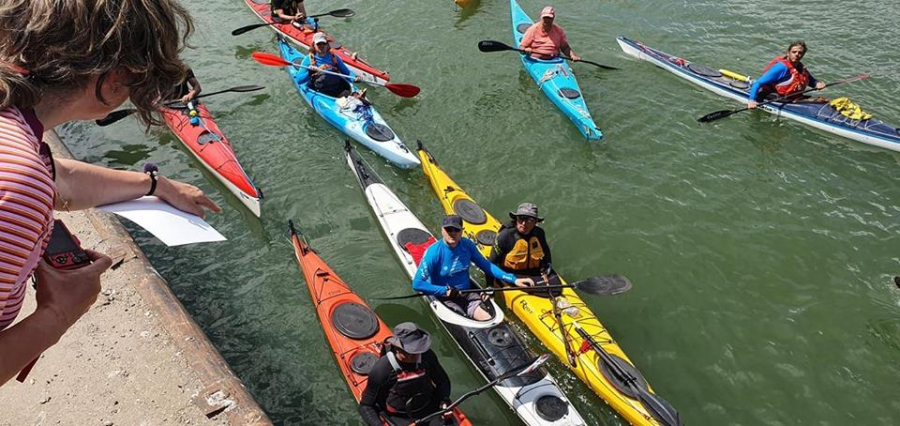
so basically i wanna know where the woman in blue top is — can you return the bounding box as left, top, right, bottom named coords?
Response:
left=412, top=215, right=534, bottom=321
left=295, top=32, right=360, bottom=97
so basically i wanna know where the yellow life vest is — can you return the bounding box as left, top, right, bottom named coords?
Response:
left=502, top=237, right=545, bottom=271
left=829, top=97, right=873, bottom=121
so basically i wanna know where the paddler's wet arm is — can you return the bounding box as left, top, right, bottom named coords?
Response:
left=470, top=241, right=517, bottom=284
left=294, top=56, right=312, bottom=84
left=334, top=56, right=355, bottom=83
left=411, top=256, right=448, bottom=296
left=359, top=359, right=392, bottom=426
left=748, top=63, right=788, bottom=101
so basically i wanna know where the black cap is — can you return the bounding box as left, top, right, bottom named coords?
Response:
left=388, top=322, right=432, bottom=354
left=441, top=214, right=463, bottom=231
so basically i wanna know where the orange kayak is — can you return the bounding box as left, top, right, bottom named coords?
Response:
left=288, top=221, right=471, bottom=425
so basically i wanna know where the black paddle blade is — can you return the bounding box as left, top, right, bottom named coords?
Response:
left=328, top=8, right=355, bottom=17
left=639, top=390, right=683, bottom=426
left=227, top=84, right=266, bottom=93
left=894, top=276, right=900, bottom=289
left=95, top=109, right=136, bottom=127
left=697, top=108, right=743, bottom=123
left=573, top=274, right=632, bottom=295
left=478, top=40, right=514, bottom=53
left=575, top=59, right=620, bottom=71
left=374, top=293, right=427, bottom=301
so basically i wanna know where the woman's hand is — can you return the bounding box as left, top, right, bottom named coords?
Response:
left=748, top=100, right=758, bottom=109
left=154, top=177, right=221, bottom=218
left=34, top=250, right=112, bottom=330
left=815, top=81, right=826, bottom=90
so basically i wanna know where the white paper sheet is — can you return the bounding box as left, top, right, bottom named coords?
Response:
left=98, top=196, right=225, bottom=246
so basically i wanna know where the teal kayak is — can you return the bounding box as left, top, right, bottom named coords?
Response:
left=511, top=0, right=602, bottom=140
left=277, top=38, right=419, bottom=168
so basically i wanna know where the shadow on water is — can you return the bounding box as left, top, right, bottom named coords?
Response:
left=453, top=0, right=483, bottom=27
left=103, top=144, right=155, bottom=167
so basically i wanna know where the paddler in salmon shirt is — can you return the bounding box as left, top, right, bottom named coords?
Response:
left=358, top=323, right=454, bottom=426
left=519, top=6, right=581, bottom=61
left=747, top=40, right=826, bottom=109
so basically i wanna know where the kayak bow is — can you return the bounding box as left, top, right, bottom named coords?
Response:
left=617, top=36, right=900, bottom=153
left=345, top=143, right=587, bottom=426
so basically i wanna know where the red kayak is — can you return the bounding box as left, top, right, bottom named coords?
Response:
left=162, top=104, right=262, bottom=217
left=289, top=221, right=471, bottom=425
left=243, top=0, right=390, bottom=85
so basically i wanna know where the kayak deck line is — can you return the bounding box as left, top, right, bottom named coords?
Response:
left=416, top=142, right=676, bottom=426
left=345, top=144, right=588, bottom=425
left=243, top=0, right=390, bottom=85
left=289, top=221, right=472, bottom=425
left=617, top=36, right=900, bottom=153
left=161, top=104, right=263, bottom=217
left=278, top=39, right=420, bottom=168
left=511, top=0, right=602, bottom=140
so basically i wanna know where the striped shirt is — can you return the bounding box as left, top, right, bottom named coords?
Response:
left=0, top=106, right=56, bottom=330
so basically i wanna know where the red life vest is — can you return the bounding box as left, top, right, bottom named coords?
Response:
left=762, top=55, right=811, bottom=96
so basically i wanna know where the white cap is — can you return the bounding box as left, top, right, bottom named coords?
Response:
left=312, top=32, right=328, bottom=45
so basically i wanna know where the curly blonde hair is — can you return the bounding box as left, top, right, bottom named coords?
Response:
left=0, top=0, right=194, bottom=126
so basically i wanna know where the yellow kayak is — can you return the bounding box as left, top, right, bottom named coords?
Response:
left=417, top=143, right=679, bottom=426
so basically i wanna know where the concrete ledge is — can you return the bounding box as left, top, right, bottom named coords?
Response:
left=0, top=131, right=271, bottom=425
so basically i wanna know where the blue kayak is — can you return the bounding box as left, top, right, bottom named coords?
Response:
left=511, top=0, right=602, bottom=140
left=617, top=36, right=900, bottom=153
left=278, top=38, right=419, bottom=168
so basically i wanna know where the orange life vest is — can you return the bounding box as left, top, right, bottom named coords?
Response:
left=502, top=237, right=546, bottom=271
left=762, top=55, right=811, bottom=96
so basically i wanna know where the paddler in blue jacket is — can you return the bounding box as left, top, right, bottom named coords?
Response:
left=748, top=40, right=826, bottom=109
left=294, top=32, right=360, bottom=97
left=412, top=215, right=534, bottom=321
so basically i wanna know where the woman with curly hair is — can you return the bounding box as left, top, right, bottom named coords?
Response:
left=0, top=0, right=220, bottom=385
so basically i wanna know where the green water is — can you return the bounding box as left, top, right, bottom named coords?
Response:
left=60, top=0, right=900, bottom=424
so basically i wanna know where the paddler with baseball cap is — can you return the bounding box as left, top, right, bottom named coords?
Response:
left=412, top=215, right=535, bottom=321
left=518, top=5, right=581, bottom=61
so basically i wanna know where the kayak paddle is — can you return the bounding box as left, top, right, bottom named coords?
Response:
left=697, top=74, right=870, bottom=123
left=574, top=323, right=683, bottom=426
left=95, top=84, right=265, bottom=126
left=895, top=276, right=900, bottom=289
left=230, top=8, right=355, bottom=36
left=478, top=40, right=619, bottom=71
left=375, top=274, right=632, bottom=300
left=250, top=51, right=421, bottom=98
left=547, top=266, right=578, bottom=367
left=413, top=354, right=551, bottom=425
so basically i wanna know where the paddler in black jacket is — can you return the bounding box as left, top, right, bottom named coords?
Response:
left=359, top=323, right=454, bottom=426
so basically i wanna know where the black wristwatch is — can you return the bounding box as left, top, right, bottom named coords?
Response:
left=142, top=163, right=159, bottom=196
